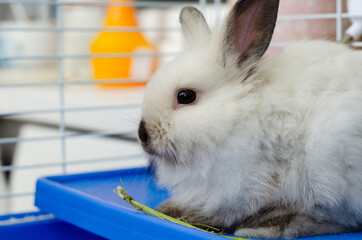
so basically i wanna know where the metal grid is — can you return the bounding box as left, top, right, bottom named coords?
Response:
left=0, top=0, right=361, bottom=214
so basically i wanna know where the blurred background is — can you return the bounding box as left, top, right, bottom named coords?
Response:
left=0, top=0, right=361, bottom=215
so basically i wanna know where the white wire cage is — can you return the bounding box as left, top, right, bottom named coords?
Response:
left=0, top=0, right=361, bottom=215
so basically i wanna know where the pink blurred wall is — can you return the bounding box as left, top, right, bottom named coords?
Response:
left=227, top=0, right=349, bottom=53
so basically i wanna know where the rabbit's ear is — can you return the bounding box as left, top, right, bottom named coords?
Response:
left=179, top=7, right=211, bottom=44
left=223, top=0, right=279, bottom=65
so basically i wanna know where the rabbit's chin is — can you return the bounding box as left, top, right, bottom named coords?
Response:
left=149, top=154, right=179, bottom=166
left=142, top=144, right=179, bottom=166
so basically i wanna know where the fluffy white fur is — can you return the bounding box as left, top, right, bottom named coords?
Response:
left=140, top=1, right=362, bottom=237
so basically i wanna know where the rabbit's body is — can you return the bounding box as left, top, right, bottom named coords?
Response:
left=139, top=0, right=362, bottom=238
left=155, top=40, right=362, bottom=237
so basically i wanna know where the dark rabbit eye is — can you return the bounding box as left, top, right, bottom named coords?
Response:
left=177, top=89, right=196, bottom=105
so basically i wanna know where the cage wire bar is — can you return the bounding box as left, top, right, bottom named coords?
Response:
left=0, top=154, right=144, bottom=174
left=0, top=0, right=361, bottom=208
left=337, top=0, right=343, bottom=41
left=55, top=0, right=67, bottom=174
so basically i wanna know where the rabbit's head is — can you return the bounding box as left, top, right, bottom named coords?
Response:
left=139, top=0, right=279, bottom=176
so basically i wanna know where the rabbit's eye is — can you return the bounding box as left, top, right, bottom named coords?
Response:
left=177, top=89, right=196, bottom=105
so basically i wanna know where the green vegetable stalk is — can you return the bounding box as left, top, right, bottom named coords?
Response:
left=115, top=185, right=249, bottom=240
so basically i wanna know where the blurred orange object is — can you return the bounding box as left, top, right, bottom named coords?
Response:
left=91, top=0, right=158, bottom=87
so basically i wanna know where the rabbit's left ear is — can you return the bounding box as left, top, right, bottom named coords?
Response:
left=222, top=0, right=279, bottom=65
left=179, top=7, right=211, bottom=44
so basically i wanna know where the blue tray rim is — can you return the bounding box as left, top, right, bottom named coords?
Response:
left=35, top=167, right=227, bottom=240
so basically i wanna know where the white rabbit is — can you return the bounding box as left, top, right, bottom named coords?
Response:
left=138, top=0, right=362, bottom=238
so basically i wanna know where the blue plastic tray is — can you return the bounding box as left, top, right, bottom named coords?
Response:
left=34, top=167, right=362, bottom=240
left=0, top=211, right=105, bottom=240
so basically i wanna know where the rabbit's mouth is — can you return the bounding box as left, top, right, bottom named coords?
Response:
left=141, top=143, right=158, bottom=156
left=141, top=140, right=178, bottom=165
left=138, top=120, right=178, bottom=164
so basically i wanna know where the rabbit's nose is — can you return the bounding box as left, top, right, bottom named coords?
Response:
left=138, top=120, right=148, bottom=144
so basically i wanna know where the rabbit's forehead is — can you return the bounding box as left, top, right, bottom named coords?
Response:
left=165, top=51, right=219, bottom=86
left=141, top=48, right=224, bottom=119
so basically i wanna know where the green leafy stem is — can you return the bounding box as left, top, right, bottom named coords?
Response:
left=115, top=185, right=249, bottom=240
